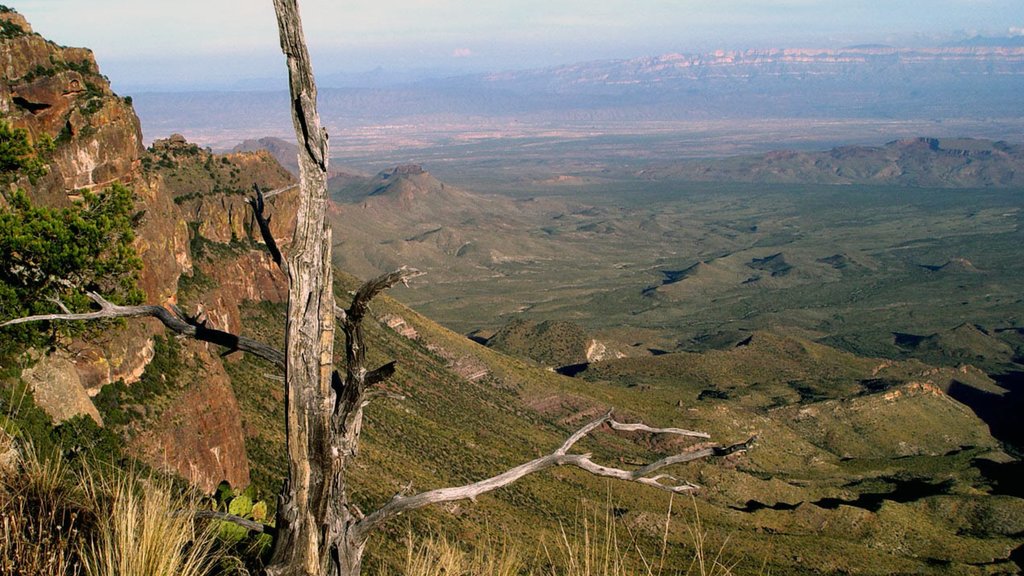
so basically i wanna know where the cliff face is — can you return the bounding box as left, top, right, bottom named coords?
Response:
left=135, top=341, right=253, bottom=493
left=0, top=10, right=297, bottom=492
left=0, top=10, right=142, bottom=204
left=1, top=8, right=160, bottom=395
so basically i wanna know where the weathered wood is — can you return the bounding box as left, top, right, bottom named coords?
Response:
left=264, top=0, right=339, bottom=574
left=1, top=292, right=285, bottom=369
left=352, top=412, right=755, bottom=540
left=248, top=184, right=286, bottom=271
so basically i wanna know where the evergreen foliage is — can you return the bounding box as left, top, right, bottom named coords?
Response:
left=0, top=121, right=51, bottom=185
left=0, top=183, right=143, bottom=359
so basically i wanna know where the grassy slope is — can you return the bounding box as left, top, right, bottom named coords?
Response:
left=218, top=267, right=1021, bottom=574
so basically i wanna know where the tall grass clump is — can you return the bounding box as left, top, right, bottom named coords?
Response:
left=383, top=531, right=526, bottom=576
left=80, top=468, right=220, bottom=576
left=384, top=495, right=745, bottom=576
left=0, top=438, right=89, bottom=576
left=0, top=426, right=222, bottom=576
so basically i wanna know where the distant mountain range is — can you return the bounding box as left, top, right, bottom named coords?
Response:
left=133, top=44, right=1024, bottom=145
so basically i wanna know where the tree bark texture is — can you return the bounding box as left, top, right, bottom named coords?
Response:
left=265, top=0, right=341, bottom=574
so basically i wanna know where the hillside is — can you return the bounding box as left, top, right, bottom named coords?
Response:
left=325, top=163, right=577, bottom=282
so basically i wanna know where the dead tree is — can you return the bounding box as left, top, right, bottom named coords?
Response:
left=3, top=1, right=754, bottom=575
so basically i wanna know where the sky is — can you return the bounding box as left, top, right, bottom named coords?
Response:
left=16, top=0, right=1024, bottom=91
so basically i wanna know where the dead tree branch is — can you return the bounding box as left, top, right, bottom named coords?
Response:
left=248, top=184, right=286, bottom=272
left=263, top=182, right=298, bottom=199
left=1, top=292, right=285, bottom=369
left=352, top=411, right=755, bottom=540
left=342, top=266, right=424, bottom=328
left=332, top=266, right=423, bottom=436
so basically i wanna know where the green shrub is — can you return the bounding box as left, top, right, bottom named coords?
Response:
left=0, top=184, right=143, bottom=360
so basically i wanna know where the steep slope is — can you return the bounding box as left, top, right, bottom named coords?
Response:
left=224, top=288, right=1022, bottom=574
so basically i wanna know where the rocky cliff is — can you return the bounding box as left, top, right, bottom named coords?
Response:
left=0, top=9, right=298, bottom=492
left=0, top=10, right=142, bottom=204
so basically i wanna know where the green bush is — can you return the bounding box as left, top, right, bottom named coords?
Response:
left=0, top=184, right=143, bottom=359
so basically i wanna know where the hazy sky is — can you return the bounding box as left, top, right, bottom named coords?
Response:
left=17, top=1, right=1024, bottom=91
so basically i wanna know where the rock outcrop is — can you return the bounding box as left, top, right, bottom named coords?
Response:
left=1, top=10, right=143, bottom=204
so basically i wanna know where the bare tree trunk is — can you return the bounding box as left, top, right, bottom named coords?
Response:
left=265, top=0, right=342, bottom=574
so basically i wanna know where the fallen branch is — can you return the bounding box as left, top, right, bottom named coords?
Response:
left=2, top=292, right=285, bottom=369
left=352, top=410, right=755, bottom=540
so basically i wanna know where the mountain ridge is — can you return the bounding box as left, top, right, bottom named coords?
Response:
left=131, top=42, right=1024, bottom=148
left=3, top=9, right=1023, bottom=573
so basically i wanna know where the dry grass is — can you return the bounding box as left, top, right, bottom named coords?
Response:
left=0, top=441, right=89, bottom=576
left=681, top=496, right=738, bottom=576
left=385, top=531, right=526, bottom=576
left=0, top=431, right=221, bottom=576
left=80, top=468, right=221, bottom=576
left=387, top=495, right=743, bottom=576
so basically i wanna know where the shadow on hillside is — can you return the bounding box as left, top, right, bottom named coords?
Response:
left=811, top=478, right=955, bottom=513
left=948, top=371, right=1024, bottom=453
left=729, top=478, right=957, bottom=515
left=972, top=458, right=1024, bottom=498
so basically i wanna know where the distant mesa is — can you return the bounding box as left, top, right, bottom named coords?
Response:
left=378, top=164, right=427, bottom=179
left=367, top=165, right=444, bottom=202
left=330, top=164, right=447, bottom=205
left=643, top=137, right=1024, bottom=188
left=919, top=257, right=982, bottom=273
